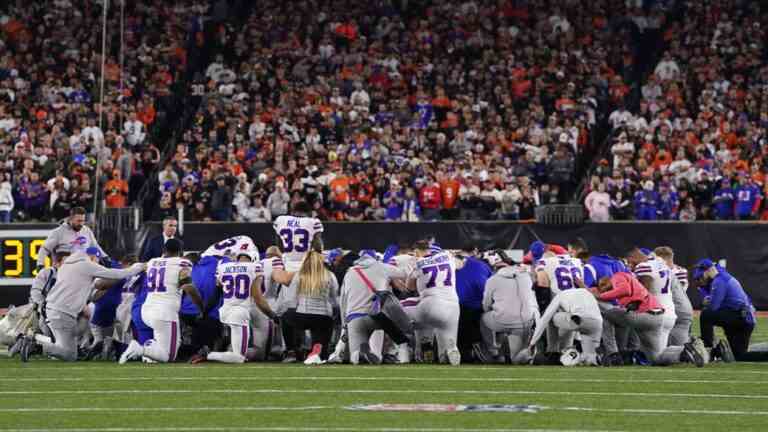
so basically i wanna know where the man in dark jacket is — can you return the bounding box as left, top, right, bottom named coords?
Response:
left=141, top=217, right=181, bottom=261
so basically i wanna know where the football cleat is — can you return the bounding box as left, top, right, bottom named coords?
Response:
left=714, top=339, right=734, bottom=363
left=19, top=336, right=35, bottom=363
left=683, top=342, right=705, bottom=368
left=472, top=343, right=490, bottom=364
left=282, top=351, right=297, bottom=363
left=690, top=338, right=710, bottom=364
left=119, top=340, right=143, bottom=365
left=358, top=343, right=381, bottom=365
left=303, top=344, right=324, bottom=365
left=8, top=335, right=24, bottom=357
left=446, top=345, right=461, bottom=366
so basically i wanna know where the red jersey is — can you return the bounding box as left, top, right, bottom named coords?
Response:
left=419, top=184, right=442, bottom=209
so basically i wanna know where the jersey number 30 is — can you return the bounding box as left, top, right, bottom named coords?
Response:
left=221, top=274, right=250, bottom=300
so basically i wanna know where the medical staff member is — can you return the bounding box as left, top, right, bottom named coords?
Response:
left=693, top=259, right=767, bottom=362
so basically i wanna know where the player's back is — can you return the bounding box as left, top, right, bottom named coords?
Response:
left=634, top=257, right=673, bottom=306
left=556, top=288, right=599, bottom=316
left=414, top=250, right=458, bottom=302
left=202, top=236, right=258, bottom=258
left=216, top=261, right=261, bottom=310
left=538, top=255, right=583, bottom=294
left=143, top=256, right=192, bottom=315
left=274, top=215, right=323, bottom=271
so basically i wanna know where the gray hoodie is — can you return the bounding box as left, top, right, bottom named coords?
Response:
left=38, top=222, right=105, bottom=266
left=340, top=255, right=407, bottom=323
left=46, top=252, right=144, bottom=318
left=482, top=265, right=539, bottom=327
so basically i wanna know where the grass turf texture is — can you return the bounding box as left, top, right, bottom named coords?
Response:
left=0, top=319, right=766, bottom=432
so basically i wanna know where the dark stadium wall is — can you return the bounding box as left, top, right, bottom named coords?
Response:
left=1, top=223, right=767, bottom=309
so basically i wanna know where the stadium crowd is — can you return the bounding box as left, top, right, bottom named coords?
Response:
left=145, top=0, right=650, bottom=222
left=0, top=0, right=206, bottom=222
left=585, top=0, right=768, bottom=221
left=4, top=0, right=768, bottom=224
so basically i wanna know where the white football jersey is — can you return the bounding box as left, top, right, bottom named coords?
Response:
left=536, top=255, right=584, bottom=294
left=202, top=235, right=258, bottom=258
left=259, top=256, right=285, bottom=300
left=634, top=257, right=674, bottom=308
left=216, top=261, right=262, bottom=315
left=673, top=265, right=689, bottom=291
left=412, top=250, right=458, bottom=302
left=388, top=254, right=418, bottom=276
left=142, top=257, right=193, bottom=319
left=273, top=215, right=323, bottom=270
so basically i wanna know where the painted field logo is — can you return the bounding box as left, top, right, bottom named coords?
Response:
left=345, top=404, right=544, bottom=413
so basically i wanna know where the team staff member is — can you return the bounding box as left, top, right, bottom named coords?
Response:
left=20, top=247, right=146, bottom=362
left=455, top=248, right=492, bottom=363
left=594, top=272, right=706, bottom=367
left=339, top=250, right=407, bottom=364
left=37, top=207, right=106, bottom=270
left=480, top=254, right=538, bottom=364
left=694, top=259, right=768, bottom=362
left=141, top=217, right=180, bottom=261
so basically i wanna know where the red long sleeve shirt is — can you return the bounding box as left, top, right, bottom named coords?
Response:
left=597, top=272, right=661, bottom=313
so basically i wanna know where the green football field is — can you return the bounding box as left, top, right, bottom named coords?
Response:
left=1, top=319, right=767, bottom=432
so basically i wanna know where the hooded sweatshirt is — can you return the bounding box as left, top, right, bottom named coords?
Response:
left=0, top=181, right=13, bottom=212
left=46, top=252, right=144, bottom=318
left=340, top=255, right=407, bottom=323
left=482, top=265, right=539, bottom=327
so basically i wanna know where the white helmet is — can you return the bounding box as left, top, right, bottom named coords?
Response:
left=236, top=250, right=259, bottom=262
left=560, top=348, right=581, bottom=367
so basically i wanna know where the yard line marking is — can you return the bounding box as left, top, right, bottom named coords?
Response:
left=1, top=388, right=765, bottom=399
left=0, top=428, right=624, bottom=432
left=556, top=406, right=768, bottom=416
left=1, top=376, right=762, bottom=385
left=0, top=406, right=329, bottom=413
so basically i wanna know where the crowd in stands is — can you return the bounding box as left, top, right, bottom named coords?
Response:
left=0, top=0, right=206, bottom=222
left=9, top=0, right=766, bottom=224
left=149, top=0, right=649, bottom=222
left=585, top=0, right=768, bottom=221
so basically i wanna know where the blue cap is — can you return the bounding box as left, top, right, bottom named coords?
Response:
left=692, top=258, right=714, bottom=280
left=326, top=248, right=343, bottom=264
left=85, top=247, right=102, bottom=258
left=639, top=248, right=652, bottom=256
left=530, top=241, right=546, bottom=261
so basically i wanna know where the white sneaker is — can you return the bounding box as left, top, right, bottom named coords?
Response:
left=446, top=348, right=461, bottom=366
left=326, top=351, right=344, bottom=364
left=119, top=340, right=143, bottom=365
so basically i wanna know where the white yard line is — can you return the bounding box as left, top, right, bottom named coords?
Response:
left=0, top=388, right=765, bottom=400
left=0, top=376, right=761, bottom=385
left=0, top=428, right=623, bottom=432
left=556, top=406, right=768, bottom=416
left=0, top=406, right=329, bottom=413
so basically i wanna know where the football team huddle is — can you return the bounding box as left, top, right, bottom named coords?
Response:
left=2, top=212, right=761, bottom=367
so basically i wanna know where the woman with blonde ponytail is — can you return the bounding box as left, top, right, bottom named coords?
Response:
left=280, top=250, right=339, bottom=364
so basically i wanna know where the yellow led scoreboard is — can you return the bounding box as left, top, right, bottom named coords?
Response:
left=0, top=229, right=52, bottom=286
